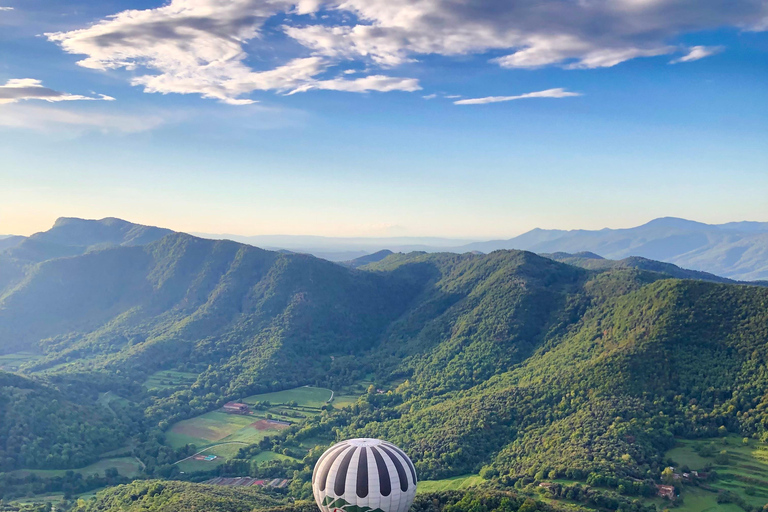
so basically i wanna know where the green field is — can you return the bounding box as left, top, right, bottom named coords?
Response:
left=331, top=394, right=360, bottom=409
left=668, top=487, right=743, bottom=512
left=9, top=457, right=143, bottom=479
left=166, top=386, right=334, bottom=452
left=665, top=435, right=768, bottom=510
left=0, top=352, right=41, bottom=372
left=165, top=411, right=277, bottom=449
left=176, top=443, right=247, bottom=472
left=165, top=385, right=358, bottom=473
left=144, top=370, right=199, bottom=390
left=417, top=475, right=485, bottom=493
left=242, top=386, right=333, bottom=408
left=251, top=450, right=297, bottom=464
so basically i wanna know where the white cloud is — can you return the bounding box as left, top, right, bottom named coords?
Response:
left=423, top=93, right=437, bottom=99
left=454, top=88, right=581, bottom=105
left=45, top=0, right=768, bottom=104
left=0, top=103, right=165, bottom=133
left=300, top=0, right=766, bottom=70
left=46, top=0, right=419, bottom=104
left=0, top=7, right=13, bottom=11
left=289, top=74, right=420, bottom=94
left=670, top=45, right=724, bottom=64
left=0, top=78, right=113, bottom=104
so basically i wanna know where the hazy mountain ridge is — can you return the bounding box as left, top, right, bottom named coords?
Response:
left=542, top=251, right=744, bottom=284
left=195, top=217, right=768, bottom=280
left=2, top=217, right=172, bottom=263
left=0, top=236, right=25, bottom=252
left=463, top=217, right=768, bottom=280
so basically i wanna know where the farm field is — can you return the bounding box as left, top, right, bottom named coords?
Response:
left=163, top=384, right=366, bottom=476
left=165, top=411, right=285, bottom=449
left=417, top=475, right=484, bottom=493
left=176, top=443, right=247, bottom=473
left=0, top=352, right=41, bottom=372
left=242, top=386, right=333, bottom=408
left=165, top=386, right=345, bottom=473
left=665, top=435, right=768, bottom=510
left=9, top=457, right=143, bottom=479
left=251, top=451, right=297, bottom=464
left=144, top=369, right=199, bottom=390
left=331, top=393, right=359, bottom=409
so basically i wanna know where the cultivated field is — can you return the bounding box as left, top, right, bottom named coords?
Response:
left=417, top=475, right=484, bottom=493
left=242, top=386, right=333, bottom=408
left=165, top=411, right=283, bottom=449
left=143, top=370, right=199, bottom=390
left=165, top=385, right=341, bottom=473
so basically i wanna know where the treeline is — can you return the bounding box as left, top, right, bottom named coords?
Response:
left=0, top=468, right=127, bottom=500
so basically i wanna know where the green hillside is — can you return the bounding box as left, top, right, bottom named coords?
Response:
left=1, top=219, right=768, bottom=511
left=0, top=372, right=127, bottom=470
left=68, top=480, right=282, bottom=512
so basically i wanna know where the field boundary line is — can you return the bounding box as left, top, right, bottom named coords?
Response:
left=173, top=442, right=250, bottom=465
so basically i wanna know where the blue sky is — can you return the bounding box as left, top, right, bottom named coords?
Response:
left=0, top=0, right=766, bottom=238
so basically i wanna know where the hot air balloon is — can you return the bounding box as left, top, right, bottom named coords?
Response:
left=313, top=439, right=417, bottom=512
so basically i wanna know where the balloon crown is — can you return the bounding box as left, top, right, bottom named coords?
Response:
left=313, top=439, right=417, bottom=512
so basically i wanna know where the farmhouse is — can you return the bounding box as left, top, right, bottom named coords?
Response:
left=223, top=402, right=249, bottom=414
left=656, top=485, right=676, bottom=500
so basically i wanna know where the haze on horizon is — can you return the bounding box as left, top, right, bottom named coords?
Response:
left=1, top=0, right=766, bottom=238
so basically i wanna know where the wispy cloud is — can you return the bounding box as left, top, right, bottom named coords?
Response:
left=0, top=79, right=113, bottom=104
left=0, top=6, right=13, bottom=11
left=454, top=88, right=582, bottom=105
left=0, top=103, right=164, bottom=133
left=288, top=75, right=421, bottom=94
left=670, top=45, right=724, bottom=64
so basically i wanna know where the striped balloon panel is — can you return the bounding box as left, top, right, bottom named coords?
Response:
left=312, top=439, right=417, bottom=512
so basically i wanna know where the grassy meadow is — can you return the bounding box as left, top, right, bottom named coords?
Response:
left=417, top=475, right=485, bottom=493
left=664, top=435, right=768, bottom=510
left=9, top=457, right=143, bottom=479
left=0, top=352, right=41, bottom=372
left=143, top=370, right=199, bottom=390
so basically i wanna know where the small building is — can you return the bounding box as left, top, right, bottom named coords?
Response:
left=223, top=402, right=249, bottom=413
left=657, top=485, right=676, bottom=500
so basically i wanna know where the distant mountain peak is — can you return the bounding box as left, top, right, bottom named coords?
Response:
left=639, top=217, right=709, bottom=229
left=2, top=217, right=174, bottom=265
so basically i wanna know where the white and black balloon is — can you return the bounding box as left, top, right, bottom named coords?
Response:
left=312, top=439, right=417, bottom=512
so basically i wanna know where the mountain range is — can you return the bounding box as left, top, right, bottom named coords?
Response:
left=6, top=217, right=767, bottom=280
left=463, top=217, right=768, bottom=281
left=2, top=217, right=768, bottom=512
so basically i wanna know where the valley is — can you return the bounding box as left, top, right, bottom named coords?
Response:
left=2, top=218, right=768, bottom=512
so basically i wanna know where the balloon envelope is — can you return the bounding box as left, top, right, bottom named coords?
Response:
left=312, top=439, right=417, bottom=512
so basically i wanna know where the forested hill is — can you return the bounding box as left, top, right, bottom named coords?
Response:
left=1, top=218, right=768, bottom=507
left=0, top=371, right=126, bottom=470
left=0, top=217, right=172, bottom=294
left=541, top=251, right=745, bottom=284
